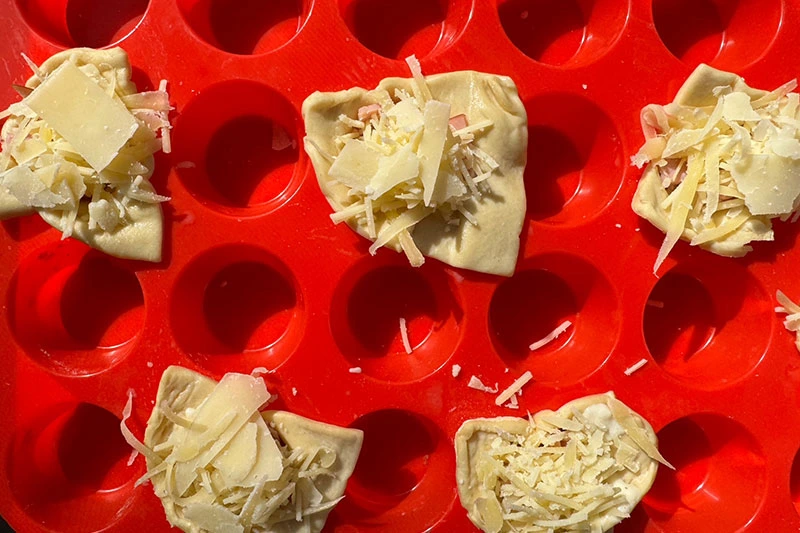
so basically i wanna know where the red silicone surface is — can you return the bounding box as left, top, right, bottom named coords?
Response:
left=1, top=0, right=799, bottom=532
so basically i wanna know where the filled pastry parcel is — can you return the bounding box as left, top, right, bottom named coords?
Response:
left=455, top=392, right=671, bottom=533
left=121, top=366, right=363, bottom=533
left=632, top=64, right=800, bottom=272
left=303, top=57, right=527, bottom=276
left=0, top=47, right=171, bottom=261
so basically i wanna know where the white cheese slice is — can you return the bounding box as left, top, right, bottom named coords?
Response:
left=172, top=373, right=282, bottom=496
left=721, top=91, right=761, bottom=122
left=417, top=100, right=451, bottom=206
left=24, top=61, right=138, bottom=172
left=367, top=143, right=420, bottom=199
left=731, top=153, right=800, bottom=215
left=328, top=139, right=380, bottom=191
left=386, top=98, right=424, bottom=131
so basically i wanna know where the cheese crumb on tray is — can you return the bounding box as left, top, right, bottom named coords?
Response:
left=455, top=392, right=671, bottom=533
left=302, top=56, right=528, bottom=276
left=120, top=366, right=363, bottom=533
left=631, top=63, right=800, bottom=273
left=0, top=47, right=171, bottom=262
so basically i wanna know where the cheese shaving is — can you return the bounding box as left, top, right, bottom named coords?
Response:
left=324, top=58, right=498, bottom=267
left=529, top=320, right=572, bottom=351
left=468, top=376, right=499, bottom=394
left=0, top=49, right=171, bottom=251
left=776, top=290, right=800, bottom=352
left=495, top=371, right=533, bottom=406
left=633, top=64, right=800, bottom=270
left=399, top=317, right=412, bottom=354
left=452, top=364, right=462, bottom=378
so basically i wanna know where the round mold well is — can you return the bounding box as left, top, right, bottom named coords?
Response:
left=338, top=0, right=474, bottom=60
left=329, top=409, right=455, bottom=530
left=524, top=93, right=624, bottom=225
left=791, top=446, right=800, bottom=517
left=330, top=254, right=462, bottom=383
left=8, top=402, right=138, bottom=532
left=16, top=0, right=149, bottom=48
left=643, top=414, right=766, bottom=531
left=1, top=215, right=51, bottom=242
left=496, top=0, right=629, bottom=67
left=172, top=80, right=303, bottom=216
left=642, top=257, right=771, bottom=390
left=489, top=253, right=619, bottom=385
left=170, top=244, right=304, bottom=375
left=8, top=240, right=145, bottom=376
left=177, top=0, right=310, bottom=55
left=652, top=0, right=782, bottom=69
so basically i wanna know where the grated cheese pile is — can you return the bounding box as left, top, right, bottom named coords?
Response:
left=121, top=366, right=362, bottom=533
left=323, top=55, right=499, bottom=267
left=776, top=290, right=800, bottom=352
left=0, top=48, right=170, bottom=259
left=455, top=392, right=671, bottom=533
left=632, top=64, right=800, bottom=273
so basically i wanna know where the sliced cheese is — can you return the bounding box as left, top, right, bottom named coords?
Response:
left=367, top=143, right=419, bottom=199
left=24, top=61, right=138, bottom=172
left=418, top=100, right=451, bottom=206
left=328, top=139, right=380, bottom=191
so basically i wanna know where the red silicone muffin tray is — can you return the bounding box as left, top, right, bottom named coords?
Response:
left=2, top=0, right=800, bottom=531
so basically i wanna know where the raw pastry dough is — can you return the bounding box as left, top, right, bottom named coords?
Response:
left=0, top=47, right=170, bottom=261
left=632, top=64, right=800, bottom=272
left=126, top=366, right=363, bottom=533
left=303, top=68, right=527, bottom=276
left=455, top=392, right=669, bottom=533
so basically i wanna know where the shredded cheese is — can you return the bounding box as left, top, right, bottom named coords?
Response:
left=776, top=290, right=800, bottom=352
left=495, top=371, right=533, bottom=406
left=0, top=50, right=171, bottom=244
left=623, top=359, right=648, bottom=376
left=468, top=376, right=499, bottom=394
left=399, top=317, right=412, bottom=354
left=529, top=320, right=572, bottom=351
left=324, top=56, right=498, bottom=267
left=452, top=364, right=462, bottom=378
left=633, top=64, right=800, bottom=271
left=348, top=367, right=362, bottom=374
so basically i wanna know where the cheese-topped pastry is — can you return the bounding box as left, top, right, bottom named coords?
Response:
left=0, top=47, right=171, bottom=261
left=303, top=57, right=527, bottom=276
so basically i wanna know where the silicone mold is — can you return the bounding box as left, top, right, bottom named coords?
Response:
left=2, top=0, right=800, bottom=532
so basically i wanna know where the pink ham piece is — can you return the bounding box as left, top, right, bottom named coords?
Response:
left=449, top=114, right=468, bottom=131
left=357, top=104, right=381, bottom=122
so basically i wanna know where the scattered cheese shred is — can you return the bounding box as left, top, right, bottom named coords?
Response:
left=776, top=290, right=800, bottom=352
left=399, top=317, right=412, bottom=354
left=623, top=359, right=649, bottom=376
left=349, top=367, right=362, bottom=374
left=495, top=371, right=533, bottom=406
left=452, top=364, right=462, bottom=378
left=325, top=56, right=498, bottom=267
left=468, top=376, right=498, bottom=394
left=632, top=64, right=800, bottom=270
left=529, top=320, right=573, bottom=351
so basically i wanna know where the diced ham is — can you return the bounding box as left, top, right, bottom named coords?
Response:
left=449, top=114, right=468, bottom=131
left=358, top=104, right=381, bottom=122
